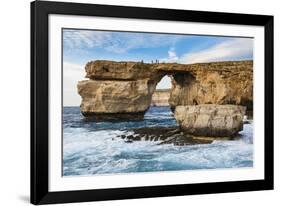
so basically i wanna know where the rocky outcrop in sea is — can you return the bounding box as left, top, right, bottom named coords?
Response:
left=77, top=60, right=253, bottom=137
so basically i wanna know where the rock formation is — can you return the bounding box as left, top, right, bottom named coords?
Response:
left=174, top=105, right=246, bottom=137
left=84, top=60, right=163, bottom=81
left=77, top=79, right=157, bottom=120
left=168, top=61, right=253, bottom=111
left=77, top=60, right=252, bottom=136
left=151, top=89, right=170, bottom=106
left=117, top=126, right=240, bottom=146
left=81, top=60, right=253, bottom=110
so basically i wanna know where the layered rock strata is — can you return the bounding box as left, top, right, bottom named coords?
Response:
left=168, top=61, right=253, bottom=111
left=77, top=79, right=157, bottom=120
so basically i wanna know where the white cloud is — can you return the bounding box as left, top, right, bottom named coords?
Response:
left=63, top=62, right=84, bottom=72
left=179, top=38, right=253, bottom=64
left=167, top=48, right=179, bottom=62
left=63, top=30, right=111, bottom=49
left=63, top=30, right=183, bottom=54
left=160, top=47, right=179, bottom=63
left=63, top=62, right=85, bottom=106
left=156, top=75, right=172, bottom=89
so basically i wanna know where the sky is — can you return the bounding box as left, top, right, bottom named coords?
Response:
left=63, top=29, right=253, bottom=106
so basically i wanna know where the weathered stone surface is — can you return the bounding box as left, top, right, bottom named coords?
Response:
left=85, top=60, right=163, bottom=81
left=83, top=60, right=253, bottom=111
left=77, top=78, right=157, bottom=119
left=151, top=89, right=170, bottom=106
left=174, top=105, right=246, bottom=137
left=168, top=61, right=253, bottom=110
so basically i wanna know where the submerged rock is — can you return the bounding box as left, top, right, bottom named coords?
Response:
left=174, top=105, right=246, bottom=137
left=118, top=127, right=238, bottom=146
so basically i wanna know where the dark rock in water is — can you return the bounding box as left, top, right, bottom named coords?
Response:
left=243, top=114, right=253, bottom=124
left=118, top=126, right=238, bottom=146
left=82, top=111, right=146, bottom=121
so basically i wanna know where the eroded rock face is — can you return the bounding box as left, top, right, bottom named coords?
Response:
left=85, top=60, right=163, bottom=81
left=83, top=60, right=253, bottom=110
left=168, top=61, right=253, bottom=110
left=77, top=60, right=252, bottom=128
left=77, top=78, right=157, bottom=120
left=174, top=105, right=246, bottom=137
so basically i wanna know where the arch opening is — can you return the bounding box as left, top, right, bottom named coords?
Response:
left=150, top=75, right=172, bottom=108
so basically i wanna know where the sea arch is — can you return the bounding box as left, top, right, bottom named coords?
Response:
left=77, top=60, right=253, bottom=136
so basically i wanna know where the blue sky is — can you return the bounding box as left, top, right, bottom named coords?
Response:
left=63, top=29, right=253, bottom=106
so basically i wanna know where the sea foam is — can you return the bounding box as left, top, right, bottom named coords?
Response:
left=63, top=107, right=253, bottom=176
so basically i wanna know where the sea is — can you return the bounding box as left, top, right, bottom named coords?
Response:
left=63, top=106, right=253, bottom=176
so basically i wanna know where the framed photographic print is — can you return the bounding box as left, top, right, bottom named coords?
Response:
left=31, top=0, right=274, bottom=204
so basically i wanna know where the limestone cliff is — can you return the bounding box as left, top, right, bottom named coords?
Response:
left=77, top=79, right=157, bottom=120
left=151, top=89, right=170, bottom=106
left=168, top=61, right=253, bottom=111
left=83, top=60, right=253, bottom=109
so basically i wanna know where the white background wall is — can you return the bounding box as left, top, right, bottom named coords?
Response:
left=0, top=0, right=279, bottom=205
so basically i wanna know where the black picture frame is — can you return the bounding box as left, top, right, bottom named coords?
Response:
left=31, top=0, right=274, bottom=204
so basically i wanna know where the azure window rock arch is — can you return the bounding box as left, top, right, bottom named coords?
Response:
left=77, top=60, right=253, bottom=136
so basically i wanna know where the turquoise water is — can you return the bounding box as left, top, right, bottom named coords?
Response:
left=63, top=106, right=253, bottom=176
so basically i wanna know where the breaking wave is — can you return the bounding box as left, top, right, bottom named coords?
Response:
left=63, top=107, right=253, bottom=176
